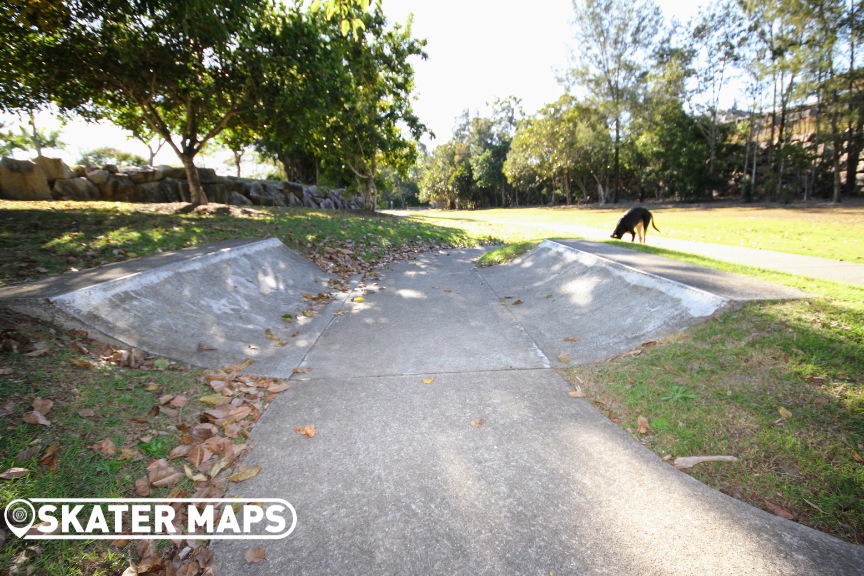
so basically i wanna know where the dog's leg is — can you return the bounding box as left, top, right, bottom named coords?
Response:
left=635, top=221, right=645, bottom=243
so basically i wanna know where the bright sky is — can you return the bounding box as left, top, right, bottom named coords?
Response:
left=3, top=0, right=707, bottom=167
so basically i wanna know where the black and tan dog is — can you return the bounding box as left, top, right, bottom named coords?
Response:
left=610, top=207, right=660, bottom=244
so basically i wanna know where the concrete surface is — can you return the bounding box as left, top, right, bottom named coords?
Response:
left=0, top=238, right=343, bottom=377
left=3, top=238, right=862, bottom=573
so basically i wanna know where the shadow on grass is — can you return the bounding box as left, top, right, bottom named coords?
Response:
left=0, top=203, right=481, bottom=287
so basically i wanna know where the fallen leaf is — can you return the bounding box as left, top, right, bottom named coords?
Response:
left=39, top=445, right=59, bottom=470
left=32, top=397, right=54, bottom=414
left=764, top=500, right=795, bottom=520
left=244, top=546, right=267, bottom=564
left=0, top=398, right=14, bottom=417
left=557, top=353, right=571, bottom=364
left=169, top=395, right=189, bottom=408
left=92, top=438, right=117, bottom=457
left=470, top=418, right=486, bottom=428
left=158, top=394, right=175, bottom=405
left=197, top=342, right=217, bottom=352
left=852, top=452, right=864, bottom=464
left=511, top=299, right=523, bottom=305
left=443, top=288, right=452, bottom=293
left=78, top=408, right=96, bottom=418
left=70, top=357, right=95, bottom=369
left=23, top=411, right=51, bottom=426
left=422, top=377, right=435, bottom=384
left=147, top=460, right=184, bottom=487
left=563, top=336, right=581, bottom=342
left=353, top=297, right=365, bottom=303
left=778, top=406, right=792, bottom=419
left=0, top=467, right=29, bottom=480
left=674, top=455, right=739, bottom=469
left=199, top=395, right=231, bottom=406
left=119, top=448, right=141, bottom=461
left=183, top=464, right=208, bottom=483
left=134, top=476, right=151, bottom=496
left=637, top=416, right=651, bottom=434
left=0, top=367, right=13, bottom=376
left=568, top=389, right=586, bottom=398
left=24, top=344, right=50, bottom=357
left=292, top=367, right=311, bottom=375
left=264, top=329, right=280, bottom=341
left=267, top=383, right=290, bottom=393
left=111, top=538, right=130, bottom=548
left=228, top=465, right=262, bottom=483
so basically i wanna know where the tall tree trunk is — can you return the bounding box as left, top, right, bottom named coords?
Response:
left=845, top=0, right=858, bottom=197
left=181, top=153, right=208, bottom=206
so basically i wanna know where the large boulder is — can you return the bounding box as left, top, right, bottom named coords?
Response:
left=202, top=180, right=242, bottom=204
left=155, top=165, right=186, bottom=180
left=245, top=182, right=287, bottom=206
left=229, top=191, right=253, bottom=206
left=85, top=169, right=112, bottom=186
left=121, top=166, right=163, bottom=184
left=135, top=178, right=187, bottom=203
left=53, top=177, right=100, bottom=201
left=97, top=173, right=137, bottom=202
left=33, top=156, right=74, bottom=184
left=0, top=157, right=52, bottom=200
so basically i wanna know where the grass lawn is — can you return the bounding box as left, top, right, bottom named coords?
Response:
left=397, top=202, right=864, bottom=263
left=0, top=199, right=862, bottom=573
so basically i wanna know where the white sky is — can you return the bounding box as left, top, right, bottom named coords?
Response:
left=3, top=0, right=707, bottom=168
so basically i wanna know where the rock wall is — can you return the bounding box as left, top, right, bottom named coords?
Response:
left=0, top=157, right=365, bottom=210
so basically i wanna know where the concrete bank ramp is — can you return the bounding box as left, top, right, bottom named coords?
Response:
left=0, top=238, right=337, bottom=377
left=478, top=240, right=730, bottom=364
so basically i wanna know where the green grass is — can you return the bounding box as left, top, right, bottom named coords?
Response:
left=397, top=203, right=864, bottom=262
left=0, top=318, right=216, bottom=574
left=476, top=241, right=540, bottom=267
left=0, top=201, right=491, bottom=287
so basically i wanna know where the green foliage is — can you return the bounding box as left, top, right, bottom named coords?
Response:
left=78, top=147, right=147, bottom=168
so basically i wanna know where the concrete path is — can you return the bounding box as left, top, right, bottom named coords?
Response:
left=2, top=238, right=862, bottom=574
left=205, top=243, right=860, bottom=575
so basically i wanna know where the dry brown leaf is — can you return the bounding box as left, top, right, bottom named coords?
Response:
left=0, top=367, right=13, bottom=376
left=134, top=476, right=151, bottom=496
left=118, top=448, right=141, bottom=461
left=32, top=397, right=54, bottom=414
left=228, top=465, right=262, bottom=483
left=563, top=336, right=581, bottom=342
left=557, top=353, right=571, bottom=364
left=78, top=408, right=96, bottom=418
left=778, top=406, right=793, bottom=419
left=512, top=299, right=523, bottom=305
left=39, top=444, right=59, bottom=470
left=199, top=394, right=231, bottom=406
left=292, top=367, right=311, bottom=375
left=853, top=452, right=864, bottom=464
left=0, top=398, right=14, bottom=417
left=470, top=418, right=486, bottom=428
left=197, top=342, right=217, bottom=352
left=147, top=460, right=184, bottom=487
left=23, top=411, right=51, bottom=426
left=170, top=395, right=189, bottom=408
left=637, top=416, right=651, bottom=434
left=764, top=500, right=796, bottom=520
left=0, top=467, right=29, bottom=480
left=264, top=328, right=280, bottom=341
left=158, top=394, right=175, bottom=405
left=92, top=438, right=117, bottom=457
left=568, top=390, right=586, bottom=398
left=70, top=357, right=95, bottom=369
left=243, top=546, right=267, bottom=564
left=268, top=383, right=290, bottom=393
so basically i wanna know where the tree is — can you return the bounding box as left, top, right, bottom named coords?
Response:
left=569, top=0, right=663, bottom=203
left=326, top=6, right=427, bottom=209
left=214, top=124, right=257, bottom=178
left=0, top=113, right=63, bottom=158
left=78, top=147, right=147, bottom=168
left=52, top=0, right=280, bottom=206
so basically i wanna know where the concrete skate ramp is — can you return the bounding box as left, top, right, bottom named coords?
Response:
left=478, top=240, right=730, bottom=364
left=1, top=238, right=337, bottom=377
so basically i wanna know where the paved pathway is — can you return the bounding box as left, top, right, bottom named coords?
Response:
left=212, top=245, right=863, bottom=575
left=562, top=224, right=864, bottom=286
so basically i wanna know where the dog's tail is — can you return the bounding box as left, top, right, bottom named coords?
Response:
left=651, top=215, right=660, bottom=233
